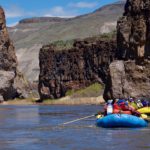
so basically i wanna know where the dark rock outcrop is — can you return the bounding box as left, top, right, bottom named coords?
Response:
left=104, top=0, right=150, bottom=100
left=117, top=0, right=150, bottom=60
left=0, top=7, right=31, bottom=101
left=19, top=17, right=68, bottom=24
left=39, top=39, right=116, bottom=99
left=0, top=7, right=17, bottom=71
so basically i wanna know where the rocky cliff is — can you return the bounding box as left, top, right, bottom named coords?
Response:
left=0, top=7, right=30, bottom=101
left=104, top=0, right=150, bottom=100
left=39, top=38, right=116, bottom=99
left=117, top=0, right=150, bottom=60
left=8, top=1, right=125, bottom=82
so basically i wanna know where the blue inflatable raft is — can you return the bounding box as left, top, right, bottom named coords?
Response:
left=96, top=114, right=148, bottom=128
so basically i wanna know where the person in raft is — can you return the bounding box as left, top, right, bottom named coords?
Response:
left=129, top=98, right=150, bottom=108
left=141, top=99, right=150, bottom=107
left=104, top=98, right=141, bottom=117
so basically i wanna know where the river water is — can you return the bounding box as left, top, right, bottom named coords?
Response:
left=0, top=105, right=149, bottom=150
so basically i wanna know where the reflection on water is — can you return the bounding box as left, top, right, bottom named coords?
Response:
left=15, top=107, right=39, bottom=124
left=0, top=105, right=149, bottom=150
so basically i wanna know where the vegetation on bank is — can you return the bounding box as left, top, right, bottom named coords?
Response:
left=3, top=83, right=104, bottom=105
left=38, top=83, right=104, bottom=105
left=3, top=97, right=38, bottom=105
left=100, top=30, right=116, bottom=40
left=41, top=96, right=104, bottom=105
left=85, top=30, right=116, bottom=42
left=50, top=30, right=116, bottom=51
left=66, top=82, right=104, bottom=98
left=52, top=40, right=75, bottom=50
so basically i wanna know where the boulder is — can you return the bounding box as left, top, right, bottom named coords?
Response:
left=104, top=60, right=150, bottom=99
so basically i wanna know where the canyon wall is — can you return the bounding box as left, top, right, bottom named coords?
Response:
left=8, top=2, right=124, bottom=83
left=39, top=39, right=116, bottom=99
left=117, top=0, right=150, bottom=60
left=104, top=0, right=150, bottom=100
left=0, top=7, right=30, bottom=101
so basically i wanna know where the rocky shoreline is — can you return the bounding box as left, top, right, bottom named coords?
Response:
left=1, top=96, right=104, bottom=105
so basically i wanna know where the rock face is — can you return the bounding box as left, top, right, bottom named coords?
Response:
left=39, top=39, right=116, bottom=99
left=0, top=7, right=17, bottom=71
left=104, top=60, right=150, bottom=99
left=104, top=0, right=150, bottom=100
left=0, top=7, right=30, bottom=101
left=117, top=0, right=150, bottom=60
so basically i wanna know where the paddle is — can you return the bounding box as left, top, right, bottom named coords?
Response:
left=60, top=114, right=95, bottom=125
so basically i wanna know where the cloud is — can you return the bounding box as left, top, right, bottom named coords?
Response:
left=7, top=22, right=18, bottom=27
left=5, top=3, right=90, bottom=20
left=51, top=6, right=65, bottom=14
left=5, top=6, right=24, bottom=18
left=5, top=5, right=35, bottom=18
left=5, top=5, right=76, bottom=19
left=68, top=2, right=98, bottom=9
left=44, top=6, right=76, bottom=18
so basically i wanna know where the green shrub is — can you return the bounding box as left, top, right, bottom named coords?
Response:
left=52, top=40, right=74, bottom=50
left=66, top=83, right=104, bottom=98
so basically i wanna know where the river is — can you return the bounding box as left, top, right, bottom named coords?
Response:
left=0, top=105, right=149, bottom=150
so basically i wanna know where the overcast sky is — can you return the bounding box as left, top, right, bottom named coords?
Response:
left=0, top=0, right=120, bottom=26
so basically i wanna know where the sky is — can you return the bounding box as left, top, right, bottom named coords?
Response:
left=0, top=0, right=120, bottom=27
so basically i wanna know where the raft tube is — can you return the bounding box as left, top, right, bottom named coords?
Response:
left=96, top=114, right=148, bottom=128
left=137, top=107, right=150, bottom=115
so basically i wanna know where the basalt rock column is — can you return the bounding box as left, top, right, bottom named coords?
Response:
left=0, top=7, right=30, bottom=101
left=39, top=39, right=116, bottom=100
left=117, top=0, right=150, bottom=60
left=104, top=0, right=150, bottom=100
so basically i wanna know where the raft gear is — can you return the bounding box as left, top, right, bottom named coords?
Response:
left=137, top=107, right=150, bottom=115
left=107, top=100, right=113, bottom=115
left=141, top=114, right=148, bottom=119
left=136, top=100, right=143, bottom=108
left=141, top=100, right=149, bottom=107
left=96, top=114, right=103, bottom=119
left=129, top=101, right=138, bottom=109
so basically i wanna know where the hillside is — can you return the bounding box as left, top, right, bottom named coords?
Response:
left=8, top=1, right=125, bottom=82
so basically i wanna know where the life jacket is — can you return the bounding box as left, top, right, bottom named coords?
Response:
left=113, top=101, right=132, bottom=114
left=141, top=100, right=148, bottom=107
left=113, top=103, right=120, bottom=110
left=129, top=102, right=138, bottom=109
left=117, top=100, right=129, bottom=111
